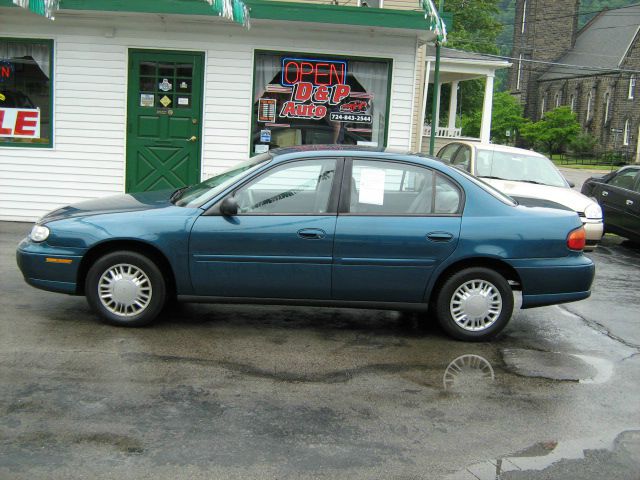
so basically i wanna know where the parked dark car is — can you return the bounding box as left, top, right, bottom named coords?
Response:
left=581, top=166, right=640, bottom=243
left=17, top=146, right=595, bottom=341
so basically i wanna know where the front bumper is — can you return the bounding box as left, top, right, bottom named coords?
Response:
left=582, top=218, right=603, bottom=248
left=16, top=237, right=85, bottom=294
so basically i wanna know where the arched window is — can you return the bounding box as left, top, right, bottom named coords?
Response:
left=586, top=90, right=593, bottom=121
left=541, top=94, right=547, bottom=118
left=623, top=119, right=630, bottom=146
left=604, top=91, right=611, bottom=124
left=554, top=92, right=561, bottom=108
left=521, top=0, right=527, bottom=34
left=629, top=75, right=636, bottom=100
left=570, top=94, right=576, bottom=112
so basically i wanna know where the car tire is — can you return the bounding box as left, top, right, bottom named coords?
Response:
left=85, top=251, right=166, bottom=327
left=435, top=267, right=513, bottom=342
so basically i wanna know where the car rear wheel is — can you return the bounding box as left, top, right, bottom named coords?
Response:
left=85, top=251, right=166, bottom=327
left=435, top=267, right=513, bottom=341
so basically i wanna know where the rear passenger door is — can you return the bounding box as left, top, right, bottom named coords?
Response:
left=332, top=158, right=463, bottom=303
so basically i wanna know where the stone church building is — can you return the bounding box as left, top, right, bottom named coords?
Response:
left=509, top=1, right=640, bottom=162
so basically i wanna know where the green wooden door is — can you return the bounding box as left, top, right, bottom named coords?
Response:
left=126, top=50, right=204, bottom=192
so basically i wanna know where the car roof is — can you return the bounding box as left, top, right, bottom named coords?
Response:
left=269, top=144, right=441, bottom=164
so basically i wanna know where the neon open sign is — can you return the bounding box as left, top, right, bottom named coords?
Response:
left=0, top=61, right=14, bottom=82
left=281, top=57, right=347, bottom=87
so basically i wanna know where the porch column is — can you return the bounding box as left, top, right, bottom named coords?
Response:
left=419, top=60, right=432, bottom=152
left=434, top=81, right=442, bottom=131
left=480, top=74, right=495, bottom=143
left=447, top=81, right=459, bottom=131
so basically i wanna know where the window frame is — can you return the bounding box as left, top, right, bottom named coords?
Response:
left=249, top=50, right=393, bottom=156
left=338, top=157, right=464, bottom=217
left=0, top=37, right=54, bottom=149
left=629, top=74, right=636, bottom=100
left=607, top=168, right=639, bottom=191
left=623, top=119, right=630, bottom=146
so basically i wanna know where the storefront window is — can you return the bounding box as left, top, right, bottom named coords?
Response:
left=0, top=38, right=53, bottom=147
left=252, top=51, right=391, bottom=154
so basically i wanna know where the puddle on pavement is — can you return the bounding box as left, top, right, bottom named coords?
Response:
left=445, top=429, right=640, bottom=480
left=501, top=348, right=614, bottom=383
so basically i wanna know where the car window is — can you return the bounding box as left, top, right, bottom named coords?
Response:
left=348, top=160, right=461, bottom=215
left=451, top=146, right=471, bottom=172
left=234, top=159, right=337, bottom=214
left=437, top=143, right=460, bottom=163
left=608, top=169, right=639, bottom=191
left=475, top=148, right=567, bottom=187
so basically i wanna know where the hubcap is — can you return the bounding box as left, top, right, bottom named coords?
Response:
left=450, top=279, right=502, bottom=332
left=98, top=263, right=152, bottom=317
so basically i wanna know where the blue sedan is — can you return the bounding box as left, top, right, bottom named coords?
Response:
left=16, top=147, right=595, bottom=341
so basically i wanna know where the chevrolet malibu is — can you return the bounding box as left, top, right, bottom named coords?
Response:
left=17, top=147, right=595, bottom=341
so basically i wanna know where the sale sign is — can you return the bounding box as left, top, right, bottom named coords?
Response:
left=0, top=108, right=40, bottom=138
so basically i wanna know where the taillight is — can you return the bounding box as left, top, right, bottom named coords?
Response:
left=567, top=226, right=586, bottom=251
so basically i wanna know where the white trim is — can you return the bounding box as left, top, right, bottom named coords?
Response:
left=516, top=53, right=522, bottom=90
left=570, top=93, right=576, bottom=112
left=521, top=0, right=527, bottom=35
left=604, top=90, right=611, bottom=124
left=587, top=90, right=593, bottom=121
left=629, top=74, right=636, bottom=100
left=409, top=36, right=419, bottom=151
left=418, top=59, right=431, bottom=153
left=619, top=25, right=640, bottom=67
left=623, top=119, right=630, bottom=146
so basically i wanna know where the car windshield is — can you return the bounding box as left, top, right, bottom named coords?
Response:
left=475, top=149, right=567, bottom=188
left=174, top=153, right=271, bottom=207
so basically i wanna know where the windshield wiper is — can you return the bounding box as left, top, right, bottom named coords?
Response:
left=517, top=179, right=546, bottom=185
left=170, top=186, right=188, bottom=204
left=479, top=175, right=509, bottom=181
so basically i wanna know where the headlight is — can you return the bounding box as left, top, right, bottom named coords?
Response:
left=30, top=225, right=50, bottom=242
left=584, top=203, right=602, bottom=219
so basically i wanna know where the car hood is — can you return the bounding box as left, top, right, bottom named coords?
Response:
left=480, top=178, right=595, bottom=213
left=39, top=189, right=175, bottom=223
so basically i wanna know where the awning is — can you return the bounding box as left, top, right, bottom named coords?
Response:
left=11, top=0, right=250, bottom=26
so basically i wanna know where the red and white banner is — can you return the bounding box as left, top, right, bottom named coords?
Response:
left=0, top=108, right=41, bottom=138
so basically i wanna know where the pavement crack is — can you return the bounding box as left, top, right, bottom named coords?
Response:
left=559, top=305, right=640, bottom=352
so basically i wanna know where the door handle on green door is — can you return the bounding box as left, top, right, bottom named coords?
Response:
left=187, top=136, right=197, bottom=142
left=427, top=232, right=454, bottom=242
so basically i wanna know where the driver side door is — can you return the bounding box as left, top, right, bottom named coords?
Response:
left=189, top=157, right=342, bottom=299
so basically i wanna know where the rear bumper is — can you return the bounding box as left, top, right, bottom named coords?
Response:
left=509, top=256, right=595, bottom=309
left=16, top=238, right=83, bottom=294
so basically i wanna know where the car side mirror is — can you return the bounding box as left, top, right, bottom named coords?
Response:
left=220, top=196, right=239, bottom=216
left=568, top=181, right=575, bottom=188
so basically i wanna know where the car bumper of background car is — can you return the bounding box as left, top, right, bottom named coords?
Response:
left=582, top=218, right=604, bottom=249
left=509, top=256, right=595, bottom=309
left=16, top=237, right=84, bottom=294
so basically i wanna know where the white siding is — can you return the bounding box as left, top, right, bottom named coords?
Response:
left=0, top=9, right=418, bottom=221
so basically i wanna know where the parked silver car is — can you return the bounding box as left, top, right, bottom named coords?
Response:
left=437, top=142, right=603, bottom=250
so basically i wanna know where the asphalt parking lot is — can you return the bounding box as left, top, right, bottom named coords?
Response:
left=1, top=221, right=639, bottom=479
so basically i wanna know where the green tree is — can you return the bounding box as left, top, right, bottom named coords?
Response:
left=461, top=92, right=528, bottom=143
left=519, top=106, right=581, bottom=155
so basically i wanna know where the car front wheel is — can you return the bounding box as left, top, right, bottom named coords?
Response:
left=85, top=251, right=166, bottom=327
left=435, top=267, right=514, bottom=341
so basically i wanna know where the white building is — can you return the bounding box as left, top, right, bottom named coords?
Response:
left=1, top=1, right=509, bottom=223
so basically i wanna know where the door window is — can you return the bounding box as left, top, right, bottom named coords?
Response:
left=234, top=159, right=337, bottom=214
left=348, top=160, right=461, bottom=215
left=608, top=169, right=639, bottom=191
left=437, top=143, right=460, bottom=162
left=451, top=146, right=471, bottom=172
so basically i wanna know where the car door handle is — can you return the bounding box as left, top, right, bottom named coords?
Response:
left=297, top=228, right=326, bottom=240
left=427, top=232, right=454, bottom=242
left=627, top=199, right=634, bottom=206
left=602, top=191, right=609, bottom=197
